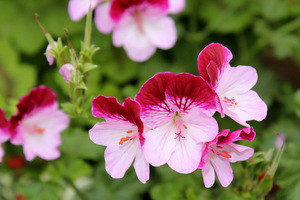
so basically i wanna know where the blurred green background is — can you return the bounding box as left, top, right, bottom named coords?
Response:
left=0, top=0, right=300, bottom=199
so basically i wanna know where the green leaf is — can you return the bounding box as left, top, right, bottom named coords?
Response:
left=60, top=128, right=104, bottom=160
left=0, top=39, right=36, bottom=98
left=16, top=178, right=63, bottom=200
left=83, top=63, right=98, bottom=73
left=77, top=81, right=88, bottom=90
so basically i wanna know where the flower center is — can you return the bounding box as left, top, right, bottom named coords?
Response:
left=24, top=125, right=45, bottom=134
left=173, top=111, right=188, bottom=141
left=223, top=96, right=238, bottom=107
left=133, top=10, right=144, bottom=33
left=119, top=130, right=138, bottom=145
left=211, top=145, right=232, bottom=159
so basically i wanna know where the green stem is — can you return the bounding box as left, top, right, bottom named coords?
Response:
left=84, top=7, right=93, bottom=49
left=63, top=176, right=88, bottom=200
left=277, top=17, right=300, bottom=34
left=269, top=145, right=284, bottom=177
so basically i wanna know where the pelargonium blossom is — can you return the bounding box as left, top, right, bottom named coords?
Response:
left=9, top=86, right=69, bottom=161
left=45, top=42, right=57, bottom=66
left=197, top=43, right=268, bottom=126
left=89, top=96, right=149, bottom=183
left=94, top=0, right=177, bottom=62
left=136, top=72, right=219, bottom=174
left=59, top=63, right=74, bottom=83
left=68, top=0, right=103, bottom=21
left=199, top=127, right=255, bottom=188
left=0, top=109, right=10, bottom=162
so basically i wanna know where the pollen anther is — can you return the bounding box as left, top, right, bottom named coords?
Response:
left=119, top=136, right=130, bottom=145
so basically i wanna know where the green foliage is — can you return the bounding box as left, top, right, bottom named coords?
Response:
left=0, top=0, right=300, bottom=199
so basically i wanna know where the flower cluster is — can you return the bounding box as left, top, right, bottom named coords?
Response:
left=89, top=43, right=267, bottom=186
left=0, top=86, right=69, bottom=162
left=68, top=0, right=185, bottom=62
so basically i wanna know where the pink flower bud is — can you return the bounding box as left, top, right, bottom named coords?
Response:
left=59, top=64, right=74, bottom=84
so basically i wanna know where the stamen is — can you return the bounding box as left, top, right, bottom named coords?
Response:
left=133, top=11, right=144, bottom=33
left=126, top=130, right=133, bottom=134
left=174, top=132, right=185, bottom=141
left=217, top=150, right=232, bottom=159
left=223, top=97, right=238, bottom=107
left=35, top=127, right=45, bottom=134
left=183, top=124, right=188, bottom=129
left=119, top=136, right=130, bottom=145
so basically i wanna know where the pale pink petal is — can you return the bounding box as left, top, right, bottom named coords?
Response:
left=68, top=0, right=102, bottom=21
left=22, top=103, right=69, bottom=134
left=224, top=143, right=254, bottom=163
left=20, top=105, right=69, bottom=161
left=112, top=14, right=156, bottom=62
left=94, top=2, right=115, bottom=34
left=216, top=65, right=258, bottom=96
left=59, top=64, right=74, bottom=83
left=202, top=161, right=215, bottom=188
left=23, top=128, right=61, bottom=161
left=143, top=16, right=177, bottom=49
left=167, top=134, right=203, bottom=174
left=0, top=131, right=9, bottom=143
left=105, top=139, right=139, bottom=179
left=89, top=120, right=134, bottom=146
left=274, top=133, right=286, bottom=149
left=210, top=154, right=233, bottom=187
left=0, top=145, right=4, bottom=162
left=182, top=108, right=218, bottom=143
left=133, top=149, right=150, bottom=184
left=143, top=121, right=178, bottom=166
left=168, top=0, right=185, bottom=13
left=123, top=29, right=156, bottom=62
left=9, top=128, right=25, bottom=145
left=221, top=90, right=268, bottom=126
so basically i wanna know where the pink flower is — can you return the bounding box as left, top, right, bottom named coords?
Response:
left=199, top=127, right=255, bottom=188
left=274, top=133, right=286, bottom=149
left=68, top=0, right=103, bottom=21
left=197, top=43, right=268, bottom=126
left=45, top=42, right=57, bottom=66
left=59, top=64, right=74, bottom=83
left=94, top=0, right=177, bottom=62
left=89, top=96, right=149, bottom=183
left=0, top=109, right=10, bottom=162
left=9, top=86, right=70, bottom=161
left=168, top=0, right=185, bottom=14
left=136, top=72, right=218, bottom=174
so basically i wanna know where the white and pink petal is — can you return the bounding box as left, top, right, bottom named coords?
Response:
left=104, top=139, right=139, bottom=179
left=198, top=43, right=232, bottom=86
left=202, top=161, right=216, bottom=188
left=167, top=0, right=185, bottom=14
left=216, top=65, right=258, bottom=96
left=94, top=2, right=115, bottom=34
left=221, top=90, right=267, bottom=126
left=68, top=0, right=102, bottom=21
left=136, top=72, right=176, bottom=128
left=143, top=16, right=177, bottom=50
left=133, top=149, right=150, bottom=184
left=143, top=121, right=178, bottom=166
left=182, top=108, right=218, bottom=143
left=167, top=134, right=203, bottom=174
left=89, top=120, right=135, bottom=146
left=165, top=73, right=217, bottom=112
left=210, top=154, right=233, bottom=187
